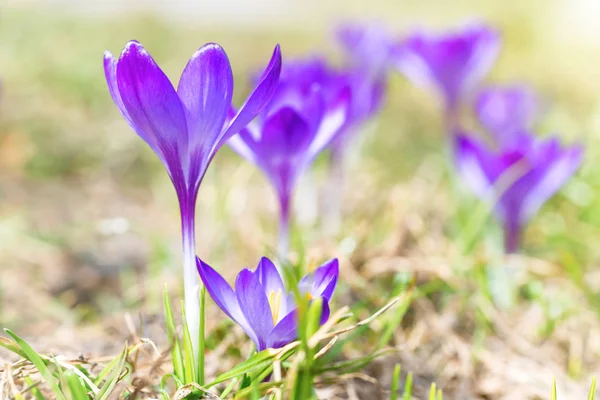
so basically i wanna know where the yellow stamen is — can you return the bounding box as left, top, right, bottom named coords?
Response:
left=268, top=290, right=282, bottom=324
left=305, top=292, right=313, bottom=301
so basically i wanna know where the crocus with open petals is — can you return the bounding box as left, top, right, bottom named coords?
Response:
left=455, top=131, right=582, bottom=252
left=475, top=85, right=539, bottom=144
left=103, top=40, right=281, bottom=360
left=228, top=59, right=350, bottom=257
left=394, top=22, right=500, bottom=127
left=197, top=257, right=339, bottom=351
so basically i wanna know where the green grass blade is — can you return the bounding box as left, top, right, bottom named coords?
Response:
left=23, top=376, right=45, bottom=400
left=181, top=302, right=197, bottom=384
left=0, top=336, right=26, bottom=358
left=390, top=364, right=401, bottom=400
left=198, top=285, right=206, bottom=386
left=163, top=286, right=184, bottom=382
left=437, top=388, right=443, bottom=400
left=588, top=377, right=597, bottom=400
left=402, top=372, right=413, bottom=400
left=65, top=370, right=90, bottom=399
left=4, top=329, right=66, bottom=400
left=95, top=343, right=128, bottom=400
left=429, top=383, right=436, bottom=400
left=207, top=349, right=284, bottom=388
left=551, top=378, right=557, bottom=400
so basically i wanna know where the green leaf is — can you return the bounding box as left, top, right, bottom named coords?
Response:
left=207, top=348, right=292, bottom=388
left=198, top=285, right=206, bottom=386
left=181, top=303, right=197, bottom=384
left=24, top=376, right=45, bottom=400
left=5, top=329, right=66, bottom=400
left=96, top=343, right=128, bottom=400
left=0, top=336, right=26, bottom=358
left=390, top=364, right=401, bottom=400
left=163, top=286, right=185, bottom=382
left=402, top=372, right=413, bottom=400
left=65, top=371, right=90, bottom=399
left=550, top=378, right=557, bottom=400
left=429, top=383, right=437, bottom=400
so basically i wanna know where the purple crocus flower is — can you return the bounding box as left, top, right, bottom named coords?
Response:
left=455, top=131, right=582, bottom=252
left=335, top=22, right=399, bottom=78
left=103, top=41, right=281, bottom=359
left=228, top=59, right=351, bottom=257
left=475, top=84, right=539, bottom=144
left=394, top=22, right=500, bottom=127
left=197, top=256, right=339, bottom=351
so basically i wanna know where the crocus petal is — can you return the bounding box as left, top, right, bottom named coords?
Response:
left=261, top=107, right=313, bottom=158
left=306, top=87, right=351, bottom=160
left=266, top=300, right=330, bottom=350
left=177, top=43, right=233, bottom=160
left=267, top=309, right=298, bottom=349
left=220, top=45, right=282, bottom=146
left=519, top=143, right=583, bottom=223
left=454, top=134, right=497, bottom=199
left=395, top=23, right=500, bottom=108
left=235, top=269, right=275, bottom=351
left=300, top=259, right=339, bottom=302
left=228, top=129, right=260, bottom=165
left=115, top=41, right=188, bottom=173
left=476, top=85, right=538, bottom=143
left=255, top=257, right=286, bottom=301
left=196, top=258, right=259, bottom=346
left=104, top=51, right=137, bottom=133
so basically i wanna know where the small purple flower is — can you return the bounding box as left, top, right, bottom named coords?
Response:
left=103, top=40, right=281, bottom=359
left=197, top=256, right=339, bottom=351
left=228, top=59, right=351, bottom=256
left=455, top=131, right=582, bottom=252
left=335, top=22, right=399, bottom=77
left=394, top=22, right=500, bottom=117
left=475, top=84, right=539, bottom=144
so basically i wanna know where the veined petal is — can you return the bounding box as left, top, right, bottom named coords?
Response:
left=196, top=258, right=259, bottom=347
left=177, top=43, right=233, bottom=155
left=220, top=45, right=282, bottom=147
left=255, top=257, right=286, bottom=301
left=235, top=269, right=275, bottom=351
left=115, top=41, right=188, bottom=173
left=300, top=259, right=339, bottom=302
left=104, top=51, right=137, bottom=133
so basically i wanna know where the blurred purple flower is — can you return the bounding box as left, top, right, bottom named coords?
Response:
left=103, top=40, right=281, bottom=358
left=455, top=131, right=582, bottom=252
left=197, top=256, right=339, bottom=351
left=394, top=22, right=500, bottom=118
left=228, top=58, right=351, bottom=256
left=335, top=22, right=399, bottom=77
left=475, top=84, right=539, bottom=144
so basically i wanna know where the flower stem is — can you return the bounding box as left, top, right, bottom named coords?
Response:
left=278, top=193, right=291, bottom=262
left=503, top=219, right=521, bottom=254
left=180, top=199, right=201, bottom=371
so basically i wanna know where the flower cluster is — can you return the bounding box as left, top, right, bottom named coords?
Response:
left=102, top=19, right=584, bottom=361
left=393, top=21, right=582, bottom=252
